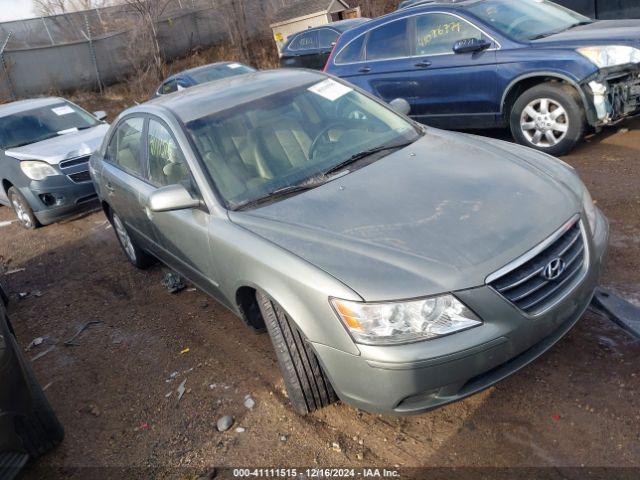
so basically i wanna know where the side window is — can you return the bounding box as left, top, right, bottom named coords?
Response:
left=106, top=117, right=144, bottom=175
left=366, top=19, right=409, bottom=61
left=290, top=31, right=318, bottom=51
left=415, top=14, right=488, bottom=56
left=335, top=35, right=365, bottom=64
left=318, top=29, right=339, bottom=48
left=147, top=119, right=190, bottom=188
left=161, top=79, right=178, bottom=95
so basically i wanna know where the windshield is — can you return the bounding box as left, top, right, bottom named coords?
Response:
left=0, top=101, right=100, bottom=149
left=189, top=64, right=255, bottom=84
left=467, top=0, right=591, bottom=41
left=186, top=78, right=420, bottom=208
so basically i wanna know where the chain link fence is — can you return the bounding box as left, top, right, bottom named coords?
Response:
left=0, top=0, right=272, bottom=101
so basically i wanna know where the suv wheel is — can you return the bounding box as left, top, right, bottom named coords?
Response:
left=510, top=83, right=585, bottom=156
left=8, top=187, right=39, bottom=230
left=110, top=212, right=155, bottom=269
left=257, top=291, right=338, bottom=415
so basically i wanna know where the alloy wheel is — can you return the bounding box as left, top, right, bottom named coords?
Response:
left=11, top=196, right=33, bottom=229
left=520, top=98, right=569, bottom=148
left=112, top=214, right=137, bottom=262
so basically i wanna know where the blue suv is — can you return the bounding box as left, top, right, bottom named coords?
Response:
left=325, top=0, right=640, bottom=155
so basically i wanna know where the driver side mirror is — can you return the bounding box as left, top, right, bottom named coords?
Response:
left=389, top=98, right=411, bottom=116
left=148, top=184, right=201, bottom=212
left=93, top=110, right=108, bottom=121
left=453, top=38, right=492, bottom=54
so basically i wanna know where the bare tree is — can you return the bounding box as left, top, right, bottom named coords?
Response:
left=120, top=0, right=173, bottom=79
left=218, top=0, right=252, bottom=64
left=32, top=0, right=115, bottom=16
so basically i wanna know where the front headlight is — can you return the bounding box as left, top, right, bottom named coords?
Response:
left=20, top=161, right=58, bottom=181
left=331, top=295, right=482, bottom=345
left=577, top=45, right=640, bottom=69
left=582, top=187, right=597, bottom=234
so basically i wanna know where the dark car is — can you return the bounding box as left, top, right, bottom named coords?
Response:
left=0, top=98, right=108, bottom=229
left=325, top=0, right=640, bottom=155
left=153, top=62, right=256, bottom=97
left=0, top=280, right=63, bottom=478
left=279, top=18, right=370, bottom=70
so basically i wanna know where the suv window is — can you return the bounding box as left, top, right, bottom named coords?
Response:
left=415, top=14, right=488, bottom=56
left=106, top=117, right=145, bottom=175
left=366, top=19, right=409, bottom=61
left=335, top=35, right=365, bottom=64
left=161, top=79, right=177, bottom=95
left=147, top=119, right=190, bottom=187
left=289, top=31, right=318, bottom=51
left=318, top=28, right=339, bottom=48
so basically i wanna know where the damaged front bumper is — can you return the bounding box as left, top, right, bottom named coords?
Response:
left=584, top=65, right=640, bottom=127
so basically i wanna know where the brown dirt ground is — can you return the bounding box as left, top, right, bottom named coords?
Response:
left=1, top=118, right=639, bottom=480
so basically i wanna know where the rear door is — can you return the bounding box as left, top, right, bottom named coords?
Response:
left=142, top=117, right=219, bottom=294
left=336, top=18, right=416, bottom=105
left=409, top=12, right=499, bottom=128
left=101, top=116, right=159, bottom=249
left=281, top=31, right=320, bottom=69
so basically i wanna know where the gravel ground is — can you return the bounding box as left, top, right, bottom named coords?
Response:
left=1, top=120, right=639, bottom=479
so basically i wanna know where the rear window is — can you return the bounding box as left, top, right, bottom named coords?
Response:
left=366, top=19, right=409, bottom=61
left=334, top=35, right=365, bottom=64
left=189, top=64, right=255, bottom=84
left=289, top=31, right=318, bottom=51
left=318, top=29, right=340, bottom=48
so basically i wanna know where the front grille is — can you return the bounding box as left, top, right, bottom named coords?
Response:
left=490, top=218, right=587, bottom=315
left=59, top=155, right=90, bottom=170
left=68, top=170, right=92, bottom=183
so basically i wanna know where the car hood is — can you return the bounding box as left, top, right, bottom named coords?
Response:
left=4, top=124, right=109, bottom=165
left=229, top=129, right=581, bottom=302
left=532, top=20, right=640, bottom=47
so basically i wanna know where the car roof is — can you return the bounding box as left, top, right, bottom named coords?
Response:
left=289, top=18, right=371, bottom=37
left=146, top=69, right=326, bottom=123
left=398, top=0, right=481, bottom=9
left=0, top=97, right=65, bottom=118
left=165, top=61, right=253, bottom=82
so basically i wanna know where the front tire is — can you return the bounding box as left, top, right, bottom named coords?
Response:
left=8, top=187, right=39, bottom=230
left=510, top=83, right=585, bottom=156
left=110, top=212, right=155, bottom=269
left=257, top=291, right=337, bottom=415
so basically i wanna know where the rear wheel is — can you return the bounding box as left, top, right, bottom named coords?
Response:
left=510, top=83, right=585, bottom=156
left=8, top=187, right=39, bottom=230
left=257, top=291, right=338, bottom=415
left=110, top=212, right=155, bottom=269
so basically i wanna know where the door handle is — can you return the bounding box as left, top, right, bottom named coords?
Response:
left=414, top=60, right=432, bottom=68
left=104, top=182, right=115, bottom=195
left=358, top=66, right=371, bottom=73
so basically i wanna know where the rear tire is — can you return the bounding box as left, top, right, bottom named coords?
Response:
left=510, top=83, right=585, bottom=156
left=109, top=211, right=155, bottom=269
left=8, top=187, right=39, bottom=230
left=256, top=291, right=338, bottom=415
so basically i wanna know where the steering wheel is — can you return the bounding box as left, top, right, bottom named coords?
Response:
left=308, top=122, right=352, bottom=160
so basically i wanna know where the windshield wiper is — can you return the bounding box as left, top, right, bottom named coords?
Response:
left=233, top=175, right=330, bottom=210
left=530, top=20, right=594, bottom=40
left=323, top=142, right=413, bottom=177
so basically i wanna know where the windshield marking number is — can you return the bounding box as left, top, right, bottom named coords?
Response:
left=308, top=79, right=353, bottom=102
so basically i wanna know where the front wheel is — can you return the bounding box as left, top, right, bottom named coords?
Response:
left=257, top=291, right=338, bottom=415
left=110, top=212, right=155, bottom=269
left=510, top=83, right=585, bottom=156
left=8, top=187, right=39, bottom=230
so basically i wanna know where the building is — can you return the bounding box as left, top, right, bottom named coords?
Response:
left=270, top=0, right=360, bottom=52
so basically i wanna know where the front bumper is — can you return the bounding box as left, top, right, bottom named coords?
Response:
left=583, top=66, right=640, bottom=127
left=313, top=209, right=609, bottom=415
left=19, top=175, right=98, bottom=226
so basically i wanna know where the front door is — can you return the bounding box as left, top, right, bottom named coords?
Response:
left=409, top=13, right=499, bottom=128
left=142, top=118, right=220, bottom=296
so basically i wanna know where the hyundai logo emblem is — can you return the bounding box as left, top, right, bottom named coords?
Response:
left=543, top=258, right=566, bottom=281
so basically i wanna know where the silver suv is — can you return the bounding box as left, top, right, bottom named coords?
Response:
left=90, top=70, right=609, bottom=415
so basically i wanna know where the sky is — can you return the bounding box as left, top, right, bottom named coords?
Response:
left=0, top=0, right=37, bottom=22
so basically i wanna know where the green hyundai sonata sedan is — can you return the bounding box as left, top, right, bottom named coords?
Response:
left=89, top=69, right=609, bottom=415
